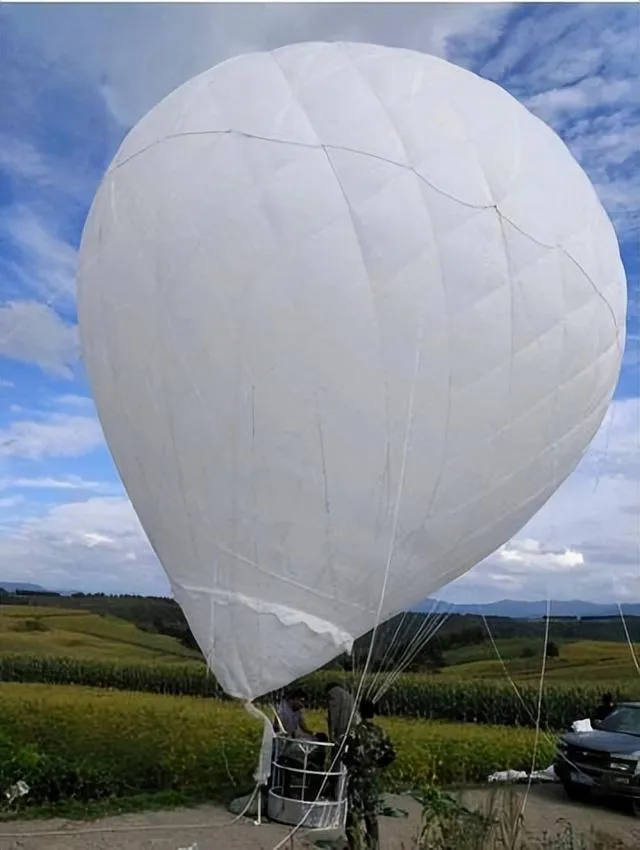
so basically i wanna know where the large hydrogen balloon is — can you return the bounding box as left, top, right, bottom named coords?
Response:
left=77, top=42, right=627, bottom=701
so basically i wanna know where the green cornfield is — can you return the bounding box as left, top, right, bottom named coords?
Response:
left=0, top=655, right=633, bottom=729
left=0, top=683, right=555, bottom=809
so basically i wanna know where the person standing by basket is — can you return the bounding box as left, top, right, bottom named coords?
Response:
left=342, top=699, right=395, bottom=850
left=326, top=682, right=357, bottom=743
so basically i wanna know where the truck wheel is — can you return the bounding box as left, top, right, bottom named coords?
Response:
left=563, top=780, right=590, bottom=803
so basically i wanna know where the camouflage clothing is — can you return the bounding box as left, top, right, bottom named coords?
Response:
left=342, top=720, right=395, bottom=850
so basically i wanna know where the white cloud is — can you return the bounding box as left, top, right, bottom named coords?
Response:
left=476, top=5, right=639, bottom=241
left=54, top=394, right=95, bottom=409
left=0, top=136, right=58, bottom=186
left=0, top=495, right=25, bottom=509
left=0, top=475, right=113, bottom=494
left=499, top=540, right=584, bottom=572
left=0, top=206, right=78, bottom=306
left=624, top=332, right=640, bottom=370
left=581, top=396, right=640, bottom=480
left=0, top=134, right=98, bottom=206
left=0, top=410, right=104, bottom=460
left=3, top=4, right=512, bottom=129
left=0, top=496, right=166, bottom=594
left=0, top=378, right=14, bottom=388
left=526, top=78, right=634, bottom=120
left=0, top=300, right=79, bottom=377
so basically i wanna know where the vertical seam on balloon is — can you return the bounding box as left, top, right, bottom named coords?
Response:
left=261, top=37, right=343, bottom=601
left=551, top=249, right=572, bottom=494
left=412, top=209, right=452, bottom=527
left=347, top=49, right=458, bottom=532
left=434, top=382, right=614, bottom=559
left=560, top=247, right=622, bottom=352
left=270, top=43, right=399, bottom=526
left=397, top=324, right=618, bottom=599
left=497, top=211, right=622, bottom=354
left=351, top=260, right=426, bottom=723
left=338, top=57, right=453, bottom=542
left=271, top=31, right=400, bottom=586
left=314, top=389, right=338, bottom=604
left=497, top=210, right=517, bottom=495
left=341, top=48, right=430, bottom=547
left=320, top=113, right=427, bottom=688
left=152, top=205, right=205, bottom=652
left=412, top=387, right=614, bottom=598
left=95, top=174, right=162, bottom=572
left=323, top=37, right=427, bottom=680
left=227, top=115, right=306, bottom=604
left=313, top=135, right=392, bottom=527
left=178, top=131, right=274, bottom=638
left=319, top=144, right=400, bottom=606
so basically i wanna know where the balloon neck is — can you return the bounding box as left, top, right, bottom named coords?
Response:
left=245, top=699, right=269, bottom=724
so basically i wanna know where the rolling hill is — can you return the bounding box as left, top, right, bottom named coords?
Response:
left=2, top=590, right=640, bottom=684
left=0, top=605, right=203, bottom=665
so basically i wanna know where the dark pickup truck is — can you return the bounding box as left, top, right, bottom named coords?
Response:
left=554, top=702, right=640, bottom=815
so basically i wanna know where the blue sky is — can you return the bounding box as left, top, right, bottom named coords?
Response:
left=0, top=3, right=638, bottom=601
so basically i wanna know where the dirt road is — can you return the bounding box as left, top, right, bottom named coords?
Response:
left=1, top=786, right=639, bottom=850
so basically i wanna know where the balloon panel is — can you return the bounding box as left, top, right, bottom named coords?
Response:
left=77, top=42, right=626, bottom=700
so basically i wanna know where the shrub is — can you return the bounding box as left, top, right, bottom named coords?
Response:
left=546, top=642, right=560, bottom=659
left=19, top=619, right=49, bottom=633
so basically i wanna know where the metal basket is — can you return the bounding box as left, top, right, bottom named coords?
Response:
left=267, top=734, right=348, bottom=830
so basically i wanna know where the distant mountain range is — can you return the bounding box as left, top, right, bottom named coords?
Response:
left=1, top=582, right=638, bottom=620
left=0, top=582, right=48, bottom=593
left=416, top=598, right=640, bottom=619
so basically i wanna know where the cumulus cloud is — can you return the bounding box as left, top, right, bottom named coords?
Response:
left=0, top=300, right=79, bottom=377
left=0, top=409, right=104, bottom=460
left=0, top=495, right=25, bottom=509
left=624, top=332, right=640, bottom=370
left=53, top=394, right=95, bottom=410
left=0, top=475, right=112, bottom=493
left=0, top=205, right=79, bottom=378
left=0, top=206, right=78, bottom=307
left=475, top=4, right=640, bottom=240
left=499, top=540, right=584, bottom=572
left=3, top=4, right=512, bottom=129
left=0, top=134, right=99, bottom=206
left=0, top=136, right=52, bottom=184
left=0, top=496, right=166, bottom=593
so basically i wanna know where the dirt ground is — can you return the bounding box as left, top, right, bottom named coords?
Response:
left=1, top=786, right=639, bottom=850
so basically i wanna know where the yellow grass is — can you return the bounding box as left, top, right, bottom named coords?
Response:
left=0, top=605, right=202, bottom=664
left=0, top=682, right=555, bottom=801
left=440, top=639, right=640, bottom=682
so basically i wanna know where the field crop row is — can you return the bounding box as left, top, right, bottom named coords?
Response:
left=0, top=683, right=556, bottom=810
left=0, top=654, right=633, bottom=729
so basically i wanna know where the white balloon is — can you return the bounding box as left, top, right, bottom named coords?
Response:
left=77, top=42, right=627, bottom=701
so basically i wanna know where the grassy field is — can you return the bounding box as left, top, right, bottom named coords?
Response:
left=3, top=604, right=639, bottom=683
left=0, top=682, right=555, bottom=815
left=440, top=638, right=640, bottom=682
left=0, top=605, right=201, bottom=665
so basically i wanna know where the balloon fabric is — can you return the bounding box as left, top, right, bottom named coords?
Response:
left=77, top=42, right=627, bottom=701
